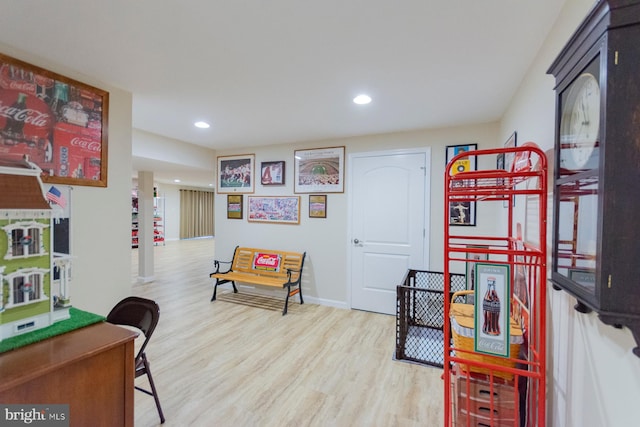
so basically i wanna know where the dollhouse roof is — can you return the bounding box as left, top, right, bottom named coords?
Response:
left=0, top=158, right=51, bottom=210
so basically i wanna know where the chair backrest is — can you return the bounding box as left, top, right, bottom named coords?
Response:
left=106, top=296, right=160, bottom=360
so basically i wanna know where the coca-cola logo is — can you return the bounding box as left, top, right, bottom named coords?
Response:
left=0, top=90, right=52, bottom=132
left=0, top=101, right=50, bottom=127
left=70, top=137, right=101, bottom=151
left=256, top=254, right=279, bottom=266
left=6, top=81, right=36, bottom=93
left=253, top=253, right=281, bottom=271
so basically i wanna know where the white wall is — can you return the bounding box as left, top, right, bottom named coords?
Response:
left=0, top=43, right=134, bottom=316
left=214, top=121, right=501, bottom=307
left=133, top=129, right=216, bottom=170
left=501, top=0, right=640, bottom=426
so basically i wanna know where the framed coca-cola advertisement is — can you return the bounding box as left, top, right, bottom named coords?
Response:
left=0, top=53, right=109, bottom=187
left=473, top=263, right=511, bottom=358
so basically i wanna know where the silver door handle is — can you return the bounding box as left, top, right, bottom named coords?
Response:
left=353, top=238, right=360, bottom=245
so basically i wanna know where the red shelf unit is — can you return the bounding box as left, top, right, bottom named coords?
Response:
left=443, top=144, right=547, bottom=427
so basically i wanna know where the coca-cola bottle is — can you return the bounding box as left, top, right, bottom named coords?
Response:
left=482, top=277, right=501, bottom=336
left=50, top=81, right=69, bottom=121
left=4, top=92, right=28, bottom=138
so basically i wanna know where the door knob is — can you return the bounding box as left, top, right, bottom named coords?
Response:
left=353, top=238, right=360, bottom=244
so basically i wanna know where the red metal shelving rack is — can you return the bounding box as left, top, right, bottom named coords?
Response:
left=443, top=144, right=547, bottom=427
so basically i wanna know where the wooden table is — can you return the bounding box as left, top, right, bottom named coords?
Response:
left=0, top=322, right=137, bottom=427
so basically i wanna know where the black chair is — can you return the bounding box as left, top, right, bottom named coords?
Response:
left=107, top=296, right=165, bottom=424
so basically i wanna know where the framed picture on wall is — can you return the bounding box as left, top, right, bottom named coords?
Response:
left=0, top=53, right=110, bottom=187
left=227, top=195, right=243, bottom=219
left=445, top=144, right=477, bottom=175
left=294, top=146, right=345, bottom=193
left=260, top=161, right=285, bottom=185
left=217, top=154, right=255, bottom=194
left=503, top=131, right=517, bottom=172
left=474, top=263, right=511, bottom=358
left=309, top=194, right=327, bottom=218
left=449, top=201, right=476, bottom=226
left=248, top=196, right=300, bottom=224
left=446, top=144, right=477, bottom=226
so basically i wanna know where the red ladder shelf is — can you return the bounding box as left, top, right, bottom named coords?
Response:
left=443, top=144, right=547, bottom=427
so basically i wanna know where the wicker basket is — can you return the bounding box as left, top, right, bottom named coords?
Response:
left=450, top=291, right=523, bottom=380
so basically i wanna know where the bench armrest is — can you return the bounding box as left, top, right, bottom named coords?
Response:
left=212, top=259, right=232, bottom=275
left=284, top=268, right=302, bottom=286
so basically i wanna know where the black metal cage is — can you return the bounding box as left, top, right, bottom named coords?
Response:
left=396, top=269, right=466, bottom=368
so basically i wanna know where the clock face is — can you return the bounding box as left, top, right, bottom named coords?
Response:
left=559, top=73, right=600, bottom=171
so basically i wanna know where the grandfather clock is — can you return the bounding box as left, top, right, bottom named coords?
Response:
left=548, top=0, right=640, bottom=357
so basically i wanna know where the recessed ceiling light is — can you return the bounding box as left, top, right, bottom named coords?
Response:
left=174, top=179, right=181, bottom=183
left=194, top=121, right=210, bottom=129
left=353, top=94, right=372, bottom=105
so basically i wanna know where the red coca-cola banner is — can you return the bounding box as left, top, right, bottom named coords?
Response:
left=0, top=52, right=109, bottom=187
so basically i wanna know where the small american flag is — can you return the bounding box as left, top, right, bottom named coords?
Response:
left=46, top=186, right=67, bottom=208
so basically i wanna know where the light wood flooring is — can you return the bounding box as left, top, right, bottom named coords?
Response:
left=131, top=238, right=444, bottom=427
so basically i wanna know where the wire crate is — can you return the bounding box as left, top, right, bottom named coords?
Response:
left=396, top=269, right=466, bottom=367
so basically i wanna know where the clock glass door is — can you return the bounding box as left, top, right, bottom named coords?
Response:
left=553, top=54, right=601, bottom=301
left=558, top=57, right=601, bottom=176
left=554, top=175, right=598, bottom=296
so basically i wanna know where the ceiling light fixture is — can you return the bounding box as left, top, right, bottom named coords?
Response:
left=174, top=179, right=181, bottom=183
left=353, top=94, right=372, bottom=105
left=194, top=121, right=210, bottom=129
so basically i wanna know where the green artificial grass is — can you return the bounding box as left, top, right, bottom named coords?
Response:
left=0, top=307, right=105, bottom=353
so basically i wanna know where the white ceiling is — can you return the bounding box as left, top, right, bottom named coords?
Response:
left=0, top=0, right=567, bottom=188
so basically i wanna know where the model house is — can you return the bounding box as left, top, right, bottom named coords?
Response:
left=0, top=157, right=54, bottom=340
left=0, top=0, right=638, bottom=426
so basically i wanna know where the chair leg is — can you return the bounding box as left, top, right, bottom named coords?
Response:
left=141, top=355, right=165, bottom=424
left=298, top=285, right=304, bottom=305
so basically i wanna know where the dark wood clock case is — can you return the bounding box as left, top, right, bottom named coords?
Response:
left=548, top=0, right=640, bottom=357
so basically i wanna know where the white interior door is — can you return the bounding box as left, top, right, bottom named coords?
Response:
left=349, top=149, right=430, bottom=315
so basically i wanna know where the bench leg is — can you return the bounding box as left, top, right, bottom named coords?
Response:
left=211, top=281, right=218, bottom=301
left=211, top=280, right=238, bottom=302
left=283, top=285, right=303, bottom=315
left=283, top=287, right=289, bottom=316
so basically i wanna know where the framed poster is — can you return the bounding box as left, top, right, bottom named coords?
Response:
left=294, top=146, right=344, bottom=193
left=217, top=154, right=255, bottom=194
left=309, top=194, right=327, bottom=218
left=474, top=263, right=511, bottom=358
left=247, top=196, right=300, bottom=224
left=503, top=131, right=517, bottom=172
left=446, top=144, right=477, bottom=175
left=0, top=53, right=109, bottom=187
left=449, top=201, right=476, bottom=226
left=446, top=144, right=477, bottom=226
left=226, top=195, right=243, bottom=219
left=260, top=160, right=285, bottom=185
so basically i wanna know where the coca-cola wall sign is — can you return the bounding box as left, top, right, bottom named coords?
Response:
left=473, top=263, right=512, bottom=358
left=0, top=53, right=109, bottom=187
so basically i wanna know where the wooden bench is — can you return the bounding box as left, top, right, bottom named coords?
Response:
left=209, top=246, right=306, bottom=315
